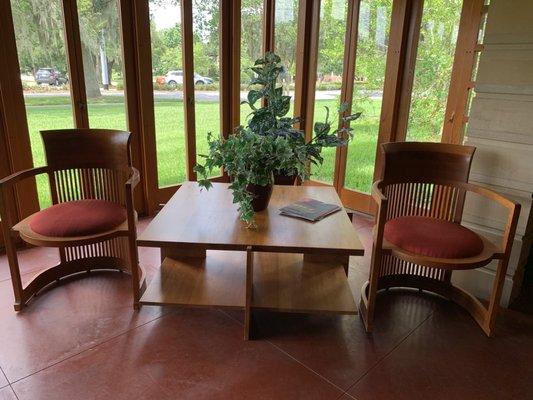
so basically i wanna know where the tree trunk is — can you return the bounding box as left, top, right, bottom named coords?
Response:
left=82, top=44, right=101, bottom=98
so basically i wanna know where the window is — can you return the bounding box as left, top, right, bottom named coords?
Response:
left=312, top=0, right=349, bottom=184
left=406, top=0, right=463, bottom=142
left=78, top=0, right=127, bottom=131
left=344, top=0, right=392, bottom=193
left=149, top=0, right=187, bottom=187
left=10, top=0, right=74, bottom=207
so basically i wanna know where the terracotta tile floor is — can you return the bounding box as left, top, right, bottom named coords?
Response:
left=0, top=215, right=532, bottom=399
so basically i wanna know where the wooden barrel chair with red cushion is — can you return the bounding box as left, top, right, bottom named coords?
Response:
left=360, top=142, right=520, bottom=337
left=0, top=129, right=145, bottom=311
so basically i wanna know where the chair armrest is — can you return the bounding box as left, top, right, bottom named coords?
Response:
left=371, top=180, right=387, bottom=206
left=0, top=167, right=48, bottom=230
left=0, top=166, right=49, bottom=189
left=125, top=167, right=140, bottom=190
left=124, top=167, right=140, bottom=229
left=458, top=181, right=521, bottom=255
left=371, top=180, right=388, bottom=244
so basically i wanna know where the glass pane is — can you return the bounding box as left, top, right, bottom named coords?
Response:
left=241, top=0, right=264, bottom=125
left=10, top=0, right=74, bottom=208
left=149, top=0, right=187, bottom=187
left=344, top=0, right=392, bottom=193
left=274, top=0, right=298, bottom=98
left=312, top=0, right=348, bottom=184
left=193, top=0, right=221, bottom=178
left=406, top=0, right=462, bottom=142
left=78, top=0, right=127, bottom=131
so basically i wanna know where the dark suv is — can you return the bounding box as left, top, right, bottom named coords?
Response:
left=35, top=68, right=68, bottom=86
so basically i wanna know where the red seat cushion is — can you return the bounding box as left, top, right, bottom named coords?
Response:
left=29, top=199, right=127, bottom=238
left=384, top=216, right=484, bottom=259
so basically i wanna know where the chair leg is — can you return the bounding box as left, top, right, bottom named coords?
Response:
left=4, top=235, right=24, bottom=311
left=127, top=233, right=141, bottom=310
left=483, top=259, right=509, bottom=337
left=361, top=243, right=381, bottom=333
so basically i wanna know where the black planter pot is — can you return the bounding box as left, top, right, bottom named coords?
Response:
left=273, top=173, right=298, bottom=186
left=246, top=182, right=273, bottom=211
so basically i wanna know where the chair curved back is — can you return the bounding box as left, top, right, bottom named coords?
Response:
left=379, top=142, right=476, bottom=224
left=41, top=129, right=132, bottom=206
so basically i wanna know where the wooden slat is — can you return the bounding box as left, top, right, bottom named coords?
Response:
left=181, top=0, right=197, bottom=181
left=293, top=0, right=320, bottom=141
left=263, top=0, right=276, bottom=53
left=61, top=0, right=89, bottom=128
left=119, top=0, right=159, bottom=215
left=441, top=0, right=486, bottom=144
left=118, top=0, right=147, bottom=214
left=220, top=0, right=241, bottom=138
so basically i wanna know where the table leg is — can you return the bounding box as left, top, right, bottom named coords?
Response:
left=160, top=246, right=207, bottom=263
left=304, top=253, right=350, bottom=276
left=244, top=246, right=254, bottom=340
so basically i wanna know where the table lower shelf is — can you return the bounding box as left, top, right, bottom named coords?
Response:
left=140, top=250, right=357, bottom=315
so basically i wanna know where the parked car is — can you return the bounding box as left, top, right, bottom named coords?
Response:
left=35, top=68, right=68, bottom=86
left=164, top=70, right=214, bottom=86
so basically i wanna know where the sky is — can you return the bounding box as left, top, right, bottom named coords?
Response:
left=150, top=2, right=181, bottom=30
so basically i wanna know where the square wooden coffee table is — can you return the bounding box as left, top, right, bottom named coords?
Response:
left=138, top=182, right=364, bottom=339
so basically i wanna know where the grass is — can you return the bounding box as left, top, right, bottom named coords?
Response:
left=25, top=94, right=434, bottom=208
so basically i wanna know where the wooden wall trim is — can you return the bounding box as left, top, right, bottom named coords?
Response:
left=263, top=0, right=276, bottom=53
left=294, top=0, right=321, bottom=141
left=442, top=0, right=486, bottom=144
left=220, top=0, right=242, bottom=139
left=334, top=0, right=361, bottom=191
left=373, top=0, right=424, bottom=181
left=0, top=0, right=40, bottom=220
left=392, top=0, right=424, bottom=142
left=181, top=0, right=197, bottom=181
left=119, top=0, right=158, bottom=215
left=61, top=0, right=89, bottom=128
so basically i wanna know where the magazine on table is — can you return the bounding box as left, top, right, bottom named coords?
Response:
left=279, top=198, right=342, bottom=222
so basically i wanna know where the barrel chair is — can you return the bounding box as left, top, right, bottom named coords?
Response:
left=0, top=129, right=145, bottom=310
left=360, top=142, right=520, bottom=336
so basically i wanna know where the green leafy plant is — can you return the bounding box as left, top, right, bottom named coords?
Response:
left=195, top=52, right=361, bottom=226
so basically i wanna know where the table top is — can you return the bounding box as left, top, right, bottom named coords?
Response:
left=138, top=182, right=364, bottom=255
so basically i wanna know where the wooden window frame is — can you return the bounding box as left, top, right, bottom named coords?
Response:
left=0, top=0, right=490, bottom=224
left=0, top=0, right=41, bottom=235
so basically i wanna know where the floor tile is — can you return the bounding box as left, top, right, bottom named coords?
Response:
left=250, top=284, right=440, bottom=391
left=0, top=272, right=169, bottom=382
left=0, top=246, right=59, bottom=283
left=12, top=309, right=343, bottom=400
left=0, top=369, right=7, bottom=388
left=347, top=303, right=533, bottom=400
left=0, top=387, right=17, bottom=400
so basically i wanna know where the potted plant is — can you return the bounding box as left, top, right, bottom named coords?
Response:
left=195, top=52, right=360, bottom=226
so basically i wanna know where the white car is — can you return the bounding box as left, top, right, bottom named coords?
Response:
left=165, top=71, right=213, bottom=86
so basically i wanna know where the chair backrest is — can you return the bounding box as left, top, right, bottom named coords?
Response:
left=379, top=142, right=476, bottom=223
left=41, top=129, right=132, bottom=206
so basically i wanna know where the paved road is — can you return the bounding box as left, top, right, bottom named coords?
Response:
left=24, top=89, right=383, bottom=102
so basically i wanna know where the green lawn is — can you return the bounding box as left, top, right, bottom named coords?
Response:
left=25, top=94, right=432, bottom=208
